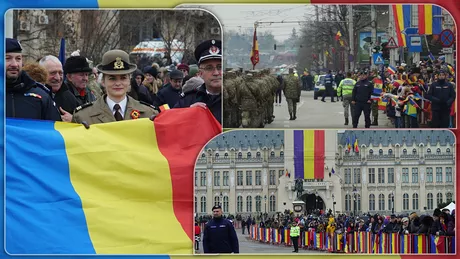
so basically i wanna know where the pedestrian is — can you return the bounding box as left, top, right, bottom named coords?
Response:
left=275, top=74, right=283, bottom=106
left=5, top=38, right=61, bottom=121
left=321, top=70, right=335, bottom=102
left=202, top=205, right=239, bottom=254
left=174, top=39, right=222, bottom=125
left=71, top=49, right=158, bottom=125
left=427, top=70, right=456, bottom=128
left=290, top=221, right=300, bottom=253
left=337, top=72, right=356, bottom=125
left=154, top=69, right=184, bottom=108
left=351, top=71, right=374, bottom=128
left=195, top=222, right=201, bottom=251
left=63, top=55, right=97, bottom=106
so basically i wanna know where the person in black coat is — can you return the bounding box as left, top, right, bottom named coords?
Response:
left=129, top=69, right=153, bottom=104
left=351, top=71, right=374, bottom=128
left=203, top=205, right=239, bottom=253
left=174, top=39, right=222, bottom=125
left=426, top=70, right=456, bottom=128
left=155, top=69, right=184, bottom=108
left=6, top=38, right=61, bottom=121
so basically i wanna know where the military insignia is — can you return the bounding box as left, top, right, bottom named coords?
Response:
left=209, top=46, right=219, bottom=55
left=130, top=110, right=140, bottom=119
left=211, top=40, right=215, bottom=44
left=114, top=57, right=124, bottom=69
left=24, top=93, right=42, bottom=99
left=74, top=102, right=93, bottom=112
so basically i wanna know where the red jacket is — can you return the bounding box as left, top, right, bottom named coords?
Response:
left=195, top=225, right=201, bottom=235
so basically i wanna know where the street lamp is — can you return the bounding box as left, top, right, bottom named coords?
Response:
left=391, top=191, right=395, bottom=214
left=332, top=194, right=336, bottom=216
left=352, top=187, right=357, bottom=217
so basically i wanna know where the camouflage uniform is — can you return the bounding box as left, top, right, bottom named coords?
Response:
left=283, top=71, right=301, bottom=120
left=240, top=73, right=261, bottom=128
left=264, top=69, right=278, bottom=124
left=223, top=71, right=240, bottom=128
left=87, top=74, right=103, bottom=100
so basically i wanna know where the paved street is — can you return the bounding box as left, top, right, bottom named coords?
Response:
left=266, top=90, right=392, bottom=129
left=195, top=229, right=324, bottom=254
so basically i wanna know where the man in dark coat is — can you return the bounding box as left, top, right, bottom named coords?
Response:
left=63, top=55, right=96, bottom=106
left=203, top=205, right=239, bottom=253
left=155, top=69, right=184, bottom=108
left=129, top=69, right=153, bottom=104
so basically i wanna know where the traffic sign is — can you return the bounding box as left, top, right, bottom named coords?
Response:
left=386, top=37, right=399, bottom=48
left=373, top=53, right=384, bottom=65
left=408, top=36, right=422, bottom=53
left=401, top=27, right=419, bottom=36
left=442, top=48, right=453, bottom=54
left=440, top=29, right=455, bottom=47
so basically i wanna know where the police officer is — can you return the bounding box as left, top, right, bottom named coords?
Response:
left=351, top=71, right=374, bottom=128
left=72, top=49, right=158, bottom=125
left=154, top=69, right=184, bottom=108
left=290, top=221, right=300, bottom=253
left=337, top=72, right=356, bottom=125
left=174, top=39, right=222, bottom=125
left=427, top=70, right=456, bottom=128
left=5, top=38, right=61, bottom=121
left=321, top=70, right=335, bottom=102
left=202, top=205, right=239, bottom=254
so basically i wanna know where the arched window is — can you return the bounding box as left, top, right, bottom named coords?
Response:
left=403, top=193, right=409, bottom=210
left=215, top=153, right=219, bottom=158
left=379, top=149, right=383, bottom=155
left=256, top=152, right=261, bottom=158
left=269, top=195, right=276, bottom=212
left=427, top=148, right=431, bottom=154
left=224, top=153, right=228, bottom=158
left=214, top=196, right=220, bottom=206
left=238, top=152, right=242, bottom=159
left=446, top=192, right=453, bottom=203
left=412, top=193, right=419, bottom=210
left=427, top=193, right=433, bottom=210
left=403, top=149, right=407, bottom=155
left=379, top=194, right=385, bottom=211
left=436, top=148, right=441, bottom=154
left=223, top=196, right=229, bottom=212
left=412, top=148, right=417, bottom=155
left=369, top=194, right=375, bottom=211
left=369, top=149, right=374, bottom=155
left=437, top=193, right=443, bottom=206
left=255, top=196, right=262, bottom=212
left=246, top=196, right=252, bottom=212
left=200, top=196, right=206, bottom=213
left=237, top=196, right=243, bottom=213
left=357, top=194, right=361, bottom=211
left=446, top=148, right=451, bottom=153
left=280, top=151, right=284, bottom=157
left=388, top=149, right=393, bottom=155
left=270, top=151, right=275, bottom=158
left=201, top=153, right=206, bottom=158
left=247, top=152, right=252, bottom=158
left=345, top=194, right=351, bottom=211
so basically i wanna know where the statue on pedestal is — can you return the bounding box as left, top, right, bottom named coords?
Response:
left=294, top=178, right=304, bottom=200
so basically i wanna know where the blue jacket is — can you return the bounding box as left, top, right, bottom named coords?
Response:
left=174, top=84, right=221, bottom=125
left=203, top=217, right=239, bottom=253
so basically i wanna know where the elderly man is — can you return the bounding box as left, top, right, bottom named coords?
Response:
left=63, top=55, right=97, bottom=106
left=5, top=38, right=61, bottom=121
left=174, top=39, right=222, bottom=125
left=154, top=69, right=184, bottom=108
left=39, top=55, right=79, bottom=122
left=71, top=49, right=158, bottom=125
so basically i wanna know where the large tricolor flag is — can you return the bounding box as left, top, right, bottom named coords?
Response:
left=293, top=130, right=325, bottom=179
left=418, top=5, right=442, bottom=35
left=5, top=108, right=221, bottom=254
left=392, top=5, right=412, bottom=47
left=250, top=26, right=260, bottom=68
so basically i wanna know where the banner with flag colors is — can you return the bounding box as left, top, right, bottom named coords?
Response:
left=293, top=130, right=325, bottom=179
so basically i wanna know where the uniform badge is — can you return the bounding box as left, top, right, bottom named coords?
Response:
left=114, top=57, right=124, bottom=69
left=24, top=93, right=42, bottom=99
left=130, top=110, right=140, bottom=119
left=209, top=46, right=220, bottom=55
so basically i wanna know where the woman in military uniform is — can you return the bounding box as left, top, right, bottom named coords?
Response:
left=72, top=49, right=158, bottom=125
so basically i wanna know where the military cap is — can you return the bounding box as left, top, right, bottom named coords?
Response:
left=169, top=69, right=184, bottom=79
left=212, top=205, right=222, bottom=210
left=96, top=49, right=137, bottom=75
left=64, top=56, right=92, bottom=74
left=194, top=39, right=222, bottom=65
left=6, top=38, right=22, bottom=53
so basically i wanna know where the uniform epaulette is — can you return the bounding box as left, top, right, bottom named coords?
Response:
left=139, top=101, right=157, bottom=110
left=35, top=82, right=52, bottom=96
left=74, top=102, right=94, bottom=113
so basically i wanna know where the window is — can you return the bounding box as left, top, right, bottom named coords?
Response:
left=368, top=168, right=375, bottom=184
left=402, top=168, right=409, bottom=183
left=357, top=194, right=361, bottom=211
left=238, top=152, right=242, bottom=159
left=237, top=171, right=243, bottom=186
left=446, top=167, right=453, bottom=183
left=403, top=149, right=407, bottom=155
left=201, top=153, right=206, bottom=158
left=201, top=172, right=207, bottom=186
left=195, top=196, right=197, bottom=213
left=255, top=195, right=262, bottom=212
left=427, top=148, right=431, bottom=154
left=403, top=193, right=409, bottom=210
left=195, top=172, right=198, bottom=186
left=427, top=193, right=433, bottom=210
left=214, top=171, right=220, bottom=186
left=436, top=148, right=441, bottom=154
left=354, top=168, right=361, bottom=184
left=379, top=194, right=385, bottom=211
left=237, top=196, right=243, bottom=212
left=247, top=152, right=252, bottom=158
left=412, top=193, right=419, bottom=210
left=279, top=170, right=284, bottom=178
left=255, top=170, right=262, bottom=185
left=378, top=168, right=385, bottom=184
left=270, top=151, right=275, bottom=158
left=280, top=151, right=284, bottom=157
left=246, top=196, right=252, bottom=212
left=246, top=171, right=252, bottom=185
left=412, top=168, right=418, bottom=183
left=379, top=149, right=383, bottom=155
left=345, top=194, right=351, bottom=211
left=215, top=153, right=219, bottom=159
left=200, top=196, right=206, bottom=213
left=369, top=149, right=374, bottom=155
left=426, top=168, right=433, bottom=183
left=269, top=170, right=276, bottom=185
left=269, top=195, right=276, bottom=212
left=256, top=152, right=261, bottom=158
left=345, top=168, right=351, bottom=184
left=388, top=194, right=393, bottom=211
left=436, top=167, right=443, bottom=183
left=437, top=193, right=443, bottom=206
left=224, top=153, right=228, bottom=158
left=388, top=168, right=394, bottom=183
left=223, top=171, right=229, bottom=186
left=412, top=148, right=417, bottom=155
left=446, top=148, right=451, bottom=153
left=223, top=196, right=229, bottom=212
left=388, top=149, right=393, bottom=155
left=446, top=192, right=453, bottom=203
left=369, top=194, right=375, bottom=211
left=214, top=196, right=220, bottom=206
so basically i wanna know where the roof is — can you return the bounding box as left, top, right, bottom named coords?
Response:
left=205, top=130, right=284, bottom=151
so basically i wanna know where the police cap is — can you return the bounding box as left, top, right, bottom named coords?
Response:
left=194, top=39, right=222, bottom=65
left=6, top=38, right=22, bottom=53
left=212, top=205, right=222, bottom=211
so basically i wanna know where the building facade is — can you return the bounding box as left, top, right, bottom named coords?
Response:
left=194, top=130, right=285, bottom=216
left=278, top=130, right=456, bottom=216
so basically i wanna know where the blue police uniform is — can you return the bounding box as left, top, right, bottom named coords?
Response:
left=427, top=78, right=456, bottom=128
left=203, top=217, right=239, bottom=253
left=351, top=78, right=374, bottom=128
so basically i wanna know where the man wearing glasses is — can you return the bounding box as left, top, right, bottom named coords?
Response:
left=175, top=39, right=222, bottom=125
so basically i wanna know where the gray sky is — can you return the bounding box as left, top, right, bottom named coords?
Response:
left=178, top=4, right=314, bottom=41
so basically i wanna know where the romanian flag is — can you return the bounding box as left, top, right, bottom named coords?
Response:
left=346, top=136, right=351, bottom=152
left=293, top=130, right=325, bottom=179
left=335, top=30, right=342, bottom=41
left=250, top=26, right=260, bottom=67
left=447, top=64, right=455, bottom=76
left=430, top=235, right=446, bottom=253
left=392, top=5, right=412, bottom=47
left=413, top=234, right=428, bottom=253
left=159, top=103, right=170, bottom=112
left=354, top=138, right=359, bottom=153
left=418, top=5, right=442, bottom=35
left=387, top=65, right=397, bottom=75
left=373, top=78, right=384, bottom=95
left=5, top=108, right=221, bottom=254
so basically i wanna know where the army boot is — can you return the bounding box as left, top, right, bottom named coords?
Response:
left=289, top=113, right=294, bottom=120
left=293, top=111, right=297, bottom=120
left=372, top=118, right=378, bottom=126
left=344, top=118, right=349, bottom=125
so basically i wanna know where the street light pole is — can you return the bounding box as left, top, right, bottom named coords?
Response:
left=332, top=194, right=335, bottom=216
left=391, top=191, right=395, bottom=214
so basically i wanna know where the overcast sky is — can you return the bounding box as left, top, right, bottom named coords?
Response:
left=178, top=4, right=314, bottom=41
